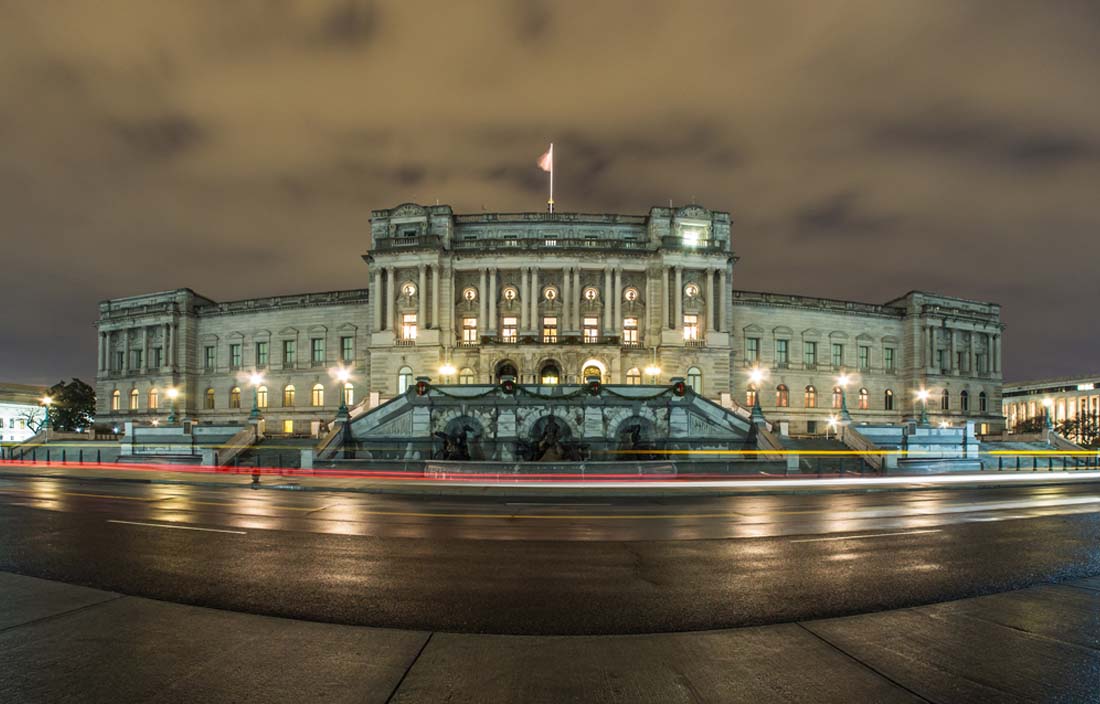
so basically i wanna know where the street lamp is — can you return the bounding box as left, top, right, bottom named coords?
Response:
left=335, top=368, right=351, bottom=422
left=248, top=372, right=264, bottom=420
left=748, top=367, right=767, bottom=424
left=40, top=395, right=53, bottom=433
left=1042, top=397, right=1054, bottom=430
left=645, top=347, right=661, bottom=384
left=916, top=388, right=930, bottom=425
left=166, top=387, right=179, bottom=424
left=836, top=373, right=852, bottom=423
left=439, top=363, right=456, bottom=381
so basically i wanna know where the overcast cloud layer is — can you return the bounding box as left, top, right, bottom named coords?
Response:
left=1, top=0, right=1098, bottom=385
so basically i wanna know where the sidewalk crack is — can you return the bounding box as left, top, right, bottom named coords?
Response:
left=384, top=631, right=434, bottom=703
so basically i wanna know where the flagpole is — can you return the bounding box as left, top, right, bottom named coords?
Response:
left=548, top=142, right=554, bottom=213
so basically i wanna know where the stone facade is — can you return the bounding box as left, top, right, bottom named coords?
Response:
left=1003, top=375, right=1100, bottom=436
left=0, top=383, right=47, bottom=443
left=95, top=202, right=1006, bottom=435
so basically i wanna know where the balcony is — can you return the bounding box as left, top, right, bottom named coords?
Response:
left=684, top=340, right=707, bottom=348
left=371, top=234, right=443, bottom=252
left=659, top=235, right=727, bottom=252
left=451, top=237, right=650, bottom=253
left=395, top=339, right=415, bottom=347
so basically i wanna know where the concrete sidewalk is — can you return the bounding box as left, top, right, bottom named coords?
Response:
left=4, top=460, right=1100, bottom=498
left=1, top=571, right=1097, bottom=703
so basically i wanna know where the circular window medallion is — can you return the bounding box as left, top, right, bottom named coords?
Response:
left=403, top=282, right=417, bottom=297
left=624, top=287, right=639, bottom=302
left=502, top=287, right=517, bottom=301
left=463, top=287, right=477, bottom=302
left=583, top=287, right=598, bottom=301
left=544, top=286, right=558, bottom=301
left=684, top=283, right=699, bottom=298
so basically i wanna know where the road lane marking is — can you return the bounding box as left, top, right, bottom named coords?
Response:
left=505, top=502, right=613, bottom=506
left=107, top=519, right=246, bottom=534
left=790, top=529, right=942, bottom=543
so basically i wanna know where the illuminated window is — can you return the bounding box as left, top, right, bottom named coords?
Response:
left=343, top=383, right=354, bottom=406
left=776, top=384, right=789, bottom=407
left=311, top=338, right=324, bottom=365
left=341, top=336, right=354, bottom=363
left=583, top=316, right=599, bottom=343
left=402, top=313, right=418, bottom=340
left=684, top=283, right=699, bottom=298
left=148, top=388, right=159, bottom=410
left=622, top=317, right=639, bottom=345
left=540, top=363, right=560, bottom=385
left=463, top=287, right=478, bottom=302
left=229, top=387, right=241, bottom=409
left=858, top=388, right=869, bottom=410
left=542, top=316, right=558, bottom=343
left=501, top=316, right=517, bottom=343
left=402, top=282, right=417, bottom=297
left=941, top=389, right=950, bottom=410
left=626, top=368, right=641, bottom=385
left=397, top=366, right=413, bottom=394
left=282, top=385, right=295, bottom=407
left=282, top=419, right=294, bottom=434
left=687, top=366, right=702, bottom=392
left=859, top=345, right=870, bottom=370
left=311, top=383, right=324, bottom=407
left=803, top=341, right=817, bottom=367
left=683, top=228, right=700, bottom=246
left=130, top=388, right=139, bottom=410
left=255, top=341, right=269, bottom=368
left=111, top=390, right=121, bottom=411
left=282, top=340, right=296, bottom=367
left=746, top=337, right=760, bottom=363
left=462, top=317, right=478, bottom=344
left=459, top=368, right=475, bottom=384
left=831, top=343, right=843, bottom=368
left=256, top=386, right=268, bottom=409
left=804, top=385, right=816, bottom=408
left=832, top=386, right=843, bottom=409
left=583, top=287, right=598, bottom=302
left=502, top=287, right=517, bottom=301
left=544, top=286, right=558, bottom=301
left=961, top=390, right=970, bottom=412
left=884, top=389, right=894, bottom=410
left=229, top=343, right=241, bottom=369
left=582, top=365, right=602, bottom=382
left=979, top=391, right=988, bottom=413
left=776, top=339, right=789, bottom=366
left=204, top=388, right=215, bottom=410
left=746, top=386, right=757, bottom=407
left=683, top=314, right=699, bottom=341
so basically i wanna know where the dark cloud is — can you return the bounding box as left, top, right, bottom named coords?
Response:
left=1, top=1, right=1099, bottom=384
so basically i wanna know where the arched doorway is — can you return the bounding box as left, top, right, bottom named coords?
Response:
left=538, top=360, right=561, bottom=385
left=494, top=360, right=518, bottom=383
left=580, top=358, right=606, bottom=383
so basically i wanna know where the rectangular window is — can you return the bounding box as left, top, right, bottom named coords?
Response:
left=806, top=420, right=817, bottom=434
left=542, top=316, right=558, bottom=343
left=976, top=352, right=986, bottom=374
left=282, top=419, right=294, bottom=435
left=282, top=340, right=296, bottom=368
left=884, top=347, right=895, bottom=372
left=463, top=317, right=479, bottom=344
left=283, top=386, right=295, bottom=407
left=831, top=343, right=843, bottom=368
left=402, top=313, right=418, bottom=341
left=937, top=349, right=947, bottom=371
left=957, top=351, right=966, bottom=372
left=229, top=343, right=242, bottom=369
left=746, top=337, right=760, bottom=363
left=804, top=341, right=817, bottom=367
left=151, top=347, right=162, bottom=368
left=683, top=314, right=699, bottom=341
left=622, top=317, right=639, bottom=345
left=255, top=341, right=268, bottom=368
left=501, top=316, right=517, bottom=343
left=859, top=345, right=870, bottom=370
left=204, top=346, right=215, bottom=371
left=583, top=316, right=599, bottom=343
left=340, top=336, right=353, bottom=363
left=311, top=338, right=324, bottom=365
left=130, top=349, right=143, bottom=370
left=776, top=339, right=789, bottom=366
left=115, top=351, right=125, bottom=371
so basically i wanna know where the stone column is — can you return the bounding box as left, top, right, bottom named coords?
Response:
left=97, top=331, right=105, bottom=372
left=418, top=265, right=427, bottom=329
left=562, top=266, right=572, bottom=331
left=164, top=322, right=172, bottom=369
left=373, top=268, right=383, bottom=331
left=431, top=264, right=440, bottom=329
left=141, top=326, right=148, bottom=373
left=718, top=265, right=727, bottom=332
left=986, top=332, right=993, bottom=375
left=705, top=268, right=715, bottom=332
left=662, top=266, right=670, bottom=329
left=478, top=268, right=487, bottom=329
left=123, top=330, right=130, bottom=372
left=674, top=266, right=683, bottom=332
left=385, top=267, right=395, bottom=333
left=530, top=267, right=539, bottom=331
left=949, top=328, right=957, bottom=374
left=994, top=334, right=1001, bottom=373
left=613, top=268, right=623, bottom=333
left=927, top=324, right=936, bottom=372
left=520, top=267, right=529, bottom=331
left=603, top=267, right=613, bottom=333
left=573, top=268, right=581, bottom=328
left=488, top=267, right=497, bottom=333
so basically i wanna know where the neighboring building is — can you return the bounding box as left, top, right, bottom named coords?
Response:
left=0, top=383, right=47, bottom=443
left=1003, top=375, right=1100, bottom=435
left=94, top=203, right=1005, bottom=435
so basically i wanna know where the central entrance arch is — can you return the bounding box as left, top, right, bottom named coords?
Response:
left=580, top=358, right=606, bottom=383
left=538, top=360, right=561, bottom=385
left=494, top=360, right=518, bottom=383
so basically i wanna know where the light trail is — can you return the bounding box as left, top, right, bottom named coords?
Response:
left=790, top=529, right=942, bottom=543
left=107, top=519, right=247, bottom=534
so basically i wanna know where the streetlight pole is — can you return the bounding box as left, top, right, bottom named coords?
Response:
left=167, top=388, right=179, bottom=424
left=335, top=368, right=351, bottom=422
left=249, top=373, right=264, bottom=420
left=837, top=374, right=852, bottom=423
left=41, top=395, right=52, bottom=435
left=916, top=389, right=930, bottom=425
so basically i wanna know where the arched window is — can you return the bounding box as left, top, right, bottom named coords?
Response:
left=459, top=368, right=475, bottom=384
left=311, top=383, right=325, bottom=406
left=343, top=382, right=354, bottom=405
left=979, top=391, right=988, bottom=413
left=540, top=362, right=561, bottom=385
left=858, top=388, right=869, bottom=410
left=626, top=368, right=641, bottom=385
left=148, top=388, right=159, bottom=410
left=804, top=385, right=816, bottom=408
left=941, top=389, right=950, bottom=410
left=960, top=390, right=970, bottom=412
left=229, top=387, right=241, bottom=409
left=397, top=366, right=414, bottom=394
left=130, top=389, right=139, bottom=410
left=884, top=389, right=894, bottom=411
left=204, top=388, right=215, bottom=410
left=256, top=385, right=268, bottom=408
left=687, top=366, right=702, bottom=392
left=746, top=385, right=757, bottom=407
left=776, top=384, right=789, bottom=408
left=283, top=385, right=295, bottom=407
left=111, top=390, right=121, bottom=411
left=832, top=386, right=843, bottom=409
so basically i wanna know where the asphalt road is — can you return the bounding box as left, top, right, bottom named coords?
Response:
left=1, top=472, right=1099, bottom=634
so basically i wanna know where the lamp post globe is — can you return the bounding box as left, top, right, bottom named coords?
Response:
left=248, top=373, right=264, bottom=420
left=166, top=388, right=180, bottom=424
left=335, top=368, right=351, bottom=422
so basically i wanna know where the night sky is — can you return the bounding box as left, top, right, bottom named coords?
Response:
left=2, top=1, right=1098, bottom=386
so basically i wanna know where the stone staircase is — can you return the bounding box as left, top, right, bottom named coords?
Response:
left=781, top=436, right=875, bottom=474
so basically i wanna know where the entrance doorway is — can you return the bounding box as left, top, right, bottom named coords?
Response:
left=494, top=360, right=518, bottom=383
left=539, top=361, right=561, bottom=385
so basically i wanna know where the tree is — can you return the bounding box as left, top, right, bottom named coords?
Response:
left=1013, top=416, right=1047, bottom=434
left=1057, top=411, right=1100, bottom=449
left=44, top=378, right=96, bottom=432
left=16, top=407, right=45, bottom=434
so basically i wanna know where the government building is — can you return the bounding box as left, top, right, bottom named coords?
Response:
left=94, top=203, right=1006, bottom=435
